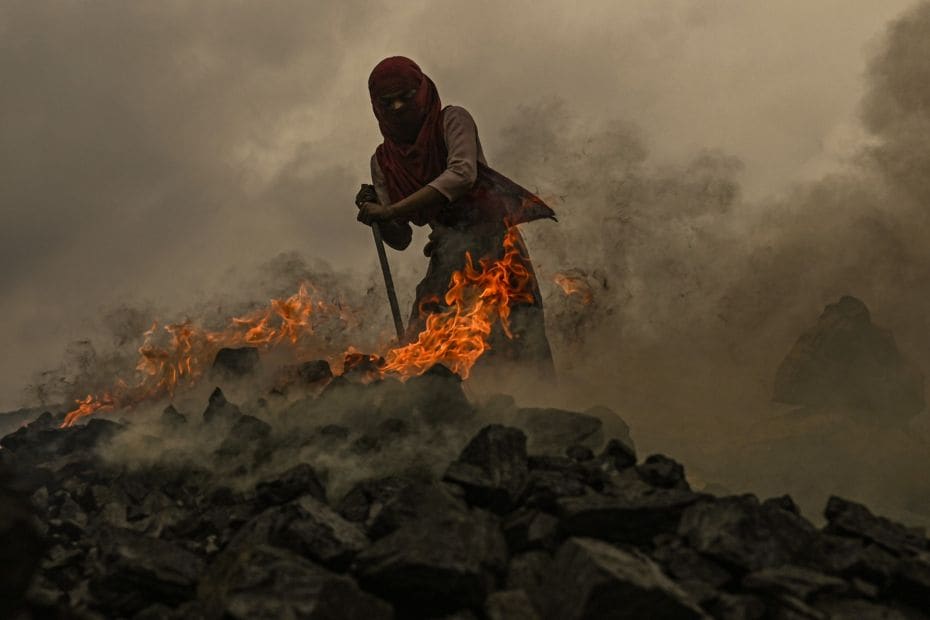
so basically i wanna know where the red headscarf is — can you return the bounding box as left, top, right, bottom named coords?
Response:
left=368, top=57, right=448, bottom=206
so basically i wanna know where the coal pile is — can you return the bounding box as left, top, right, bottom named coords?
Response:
left=1, top=366, right=929, bottom=619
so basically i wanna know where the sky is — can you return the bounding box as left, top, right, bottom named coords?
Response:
left=0, top=0, right=920, bottom=412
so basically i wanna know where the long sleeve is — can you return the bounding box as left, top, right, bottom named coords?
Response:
left=427, top=106, right=487, bottom=203
left=370, top=154, right=413, bottom=250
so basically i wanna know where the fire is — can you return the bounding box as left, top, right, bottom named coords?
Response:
left=62, top=282, right=343, bottom=427
left=381, top=228, right=534, bottom=379
left=553, top=271, right=593, bottom=305
left=61, top=231, right=536, bottom=427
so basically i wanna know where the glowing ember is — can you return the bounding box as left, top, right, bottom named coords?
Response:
left=553, top=271, right=594, bottom=305
left=381, top=228, right=534, bottom=379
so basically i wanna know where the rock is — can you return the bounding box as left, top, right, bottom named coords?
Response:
left=160, top=405, right=187, bottom=429
left=368, top=481, right=467, bottom=539
left=337, top=475, right=415, bottom=524
left=651, top=536, right=733, bottom=603
left=704, top=593, right=766, bottom=620
left=808, top=534, right=899, bottom=586
left=88, top=527, right=205, bottom=615
left=227, top=414, right=272, bottom=441
left=228, top=496, right=368, bottom=571
left=212, top=346, right=260, bottom=376
left=514, top=408, right=603, bottom=454
left=557, top=470, right=701, bottom=545
left=824, top=496, right=927, bottom=556
left=0, top=465, right=45, bottom=618
left=255, top=463, right=327, bottom=507
left=741, top=565, right=849, bottom=601
left=297, top=360, right=334, bottom=384
left=889, top=554, right=930, bottom=610
left=404, top=364, right=474, bottom=423
left=541, top=538, right=704, bottom=620
left=773, top=296, right=925, bottom=418
left=355, top=508, right=508, bottom=616
left=443, top=425, right=528, bottom=513
left=201, top=544, right=392, bottom=620
left=637, top=454, right=688, bottom=490
left=598, top=438, right=637, bottom=471
left=506, top=551, right=552, bottom=595
left=203, top=388, right=241, bottom=425
left=519, top=467, right=588, bottom=511
left=503, top=509, right=560, bottom=552
left=678, top=495, right=818, bottom=573
left=486, top=589, right=541, bottom=620
left=566, top=445, right=595, bottom=462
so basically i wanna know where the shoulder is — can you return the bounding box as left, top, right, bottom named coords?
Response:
left=443, top=105, right=477, bottom=129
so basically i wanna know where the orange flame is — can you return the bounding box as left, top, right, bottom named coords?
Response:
left=553, top=272, right=593, bottom=305
left=61, top=231, right=536, bottom=427
left=381, top=228, right=533, bottom=379
left=61, top=282, right=344, bottom=427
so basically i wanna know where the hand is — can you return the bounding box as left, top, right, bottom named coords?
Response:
left=357, top=201, right=393, bottom=225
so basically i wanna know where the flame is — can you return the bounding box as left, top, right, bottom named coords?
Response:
left=61, top=282, right=344, bottom=427
left=61, top=231, right=537, bottom=427
left=553, top=271, right=593, bottom=305
left=381, top=228, right=534, bottom=379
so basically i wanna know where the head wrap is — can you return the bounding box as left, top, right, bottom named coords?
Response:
left=368, top=57, right=448, bottom=206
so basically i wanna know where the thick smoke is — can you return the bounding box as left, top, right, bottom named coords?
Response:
left=4, top=2, right=930, bottom=528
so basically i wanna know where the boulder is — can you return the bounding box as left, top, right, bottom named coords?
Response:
left=541, top=538, right=704, bottom=620
left=212, top=347, right=260, bottom=377
left=773, top=296, right=924, bottom=418
left=443, top=424, right=528, bottom=513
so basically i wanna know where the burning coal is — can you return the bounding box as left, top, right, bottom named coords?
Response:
left=62, top=229, right=536, bottom=427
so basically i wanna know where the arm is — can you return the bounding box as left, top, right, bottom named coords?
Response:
left=364, top=156, right=413, bottom=250
left=359, top=107, right=480, bottom=224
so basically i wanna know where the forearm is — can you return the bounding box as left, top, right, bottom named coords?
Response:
left=388, top=185, right=448, bottom=220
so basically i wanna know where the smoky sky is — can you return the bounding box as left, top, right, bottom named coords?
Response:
left=0, top=0, right=923, bottom=413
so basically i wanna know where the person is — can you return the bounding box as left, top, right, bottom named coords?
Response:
left=356, top=56, right=555, bottom=378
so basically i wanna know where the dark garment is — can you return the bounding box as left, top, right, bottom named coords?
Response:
left=406, top=221, right=555, bottom=378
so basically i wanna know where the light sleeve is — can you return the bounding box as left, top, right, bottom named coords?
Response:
left=427, top=106, right=480, bottom=203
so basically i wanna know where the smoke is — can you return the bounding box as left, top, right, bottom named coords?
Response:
left=4, top=1, right=930, bottom=526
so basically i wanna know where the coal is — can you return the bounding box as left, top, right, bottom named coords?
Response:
left=678, top=494, right=817, bottom=572
left=354, top=508, right=508, bottom=616
left=443, top=424, right=528, bottom=513
left=254, top=462, right=327, bottom=507
left=202, top=387, right=241, bottom=425
left=212, top=346, right=260, bottom=376
left=297, top=359, right=334, bottom=384
left=541, top=537, right=704, bottom=620
left=773, top=295, right=925, bottom=418
left=4, top=373, right=929, bottom=618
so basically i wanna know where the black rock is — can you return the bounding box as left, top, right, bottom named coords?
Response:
left=212, top=346, right=260, bottom=376
left=678, top=494, right=818, bottom=573
left=514, top=408, right=603, bottom=455
left=761, top=494, right=801, bottom=517
left=200, top=544, right=392, bottom=619
left=354, top=508, right=508, bottom=616
left=824, top=495, right=927, bottom=556
left=598, top=438, right=637, bottom=471
left=369, top=481, right=467, bottom=539
left=557, top=470, right=701, bottom=545
left=0, top=465, right=45, bottom=619
left=443, top=424, right=528, bottom=513
left=203, top=388, right=241, bottom=425
left=160, top=405, right=187, bottom=429
left=88, top=527, right=205, bottom=615
left=502, top=509, right=559, bottom=552
left=297, top=359, right=334, bottom=384
left=485, top=589, right=541, bottom=620
left=227, top=414, right=272, bottom=441
left=636, top=454, right=688, bottom=490
left=337, top=475, right=415, bottom=524
left=742, top=564, right=849, bottom=604
left=773, top=295, right=925, bottom=418
left=404, top=363, right=474, bottom=423
left=651, top=536, right=733, bottom=603
left=566, top=445, right=594, bottom=462
left=541, top=537, right=704, bottom=620
left=229, top=496, right=369, bottom=571
left=255, top=463, right=327, bottom=507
